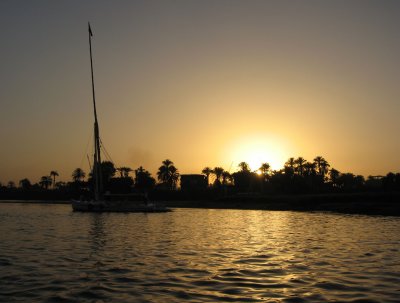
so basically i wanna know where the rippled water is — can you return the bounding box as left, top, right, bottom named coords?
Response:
left=0, top=203, right=400, bottom=302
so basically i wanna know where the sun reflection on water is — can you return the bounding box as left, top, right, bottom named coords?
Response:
left=1, top=204, right=399, bottom=302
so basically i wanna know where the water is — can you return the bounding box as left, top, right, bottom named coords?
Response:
left=0, top=203, right=399, bottom=302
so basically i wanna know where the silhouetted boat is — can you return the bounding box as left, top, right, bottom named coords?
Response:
left=72, top=193, right=169, bottom=212
left=71, top=23, right=169, bottom=213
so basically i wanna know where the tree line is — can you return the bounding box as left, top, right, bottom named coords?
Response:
left=1, top=156, right=400, bottom=199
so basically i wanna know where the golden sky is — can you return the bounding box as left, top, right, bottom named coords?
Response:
left=1, top=1, right=400, bottom=183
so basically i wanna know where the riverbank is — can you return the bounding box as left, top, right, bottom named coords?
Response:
left=166, top=192, right=400, bottom=216
left=2, top=192, right=400, bottom=216
left=0, top=200, right=70, bottom=204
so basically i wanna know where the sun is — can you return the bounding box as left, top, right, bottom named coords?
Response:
left=226, top=134, right=289, bottom=172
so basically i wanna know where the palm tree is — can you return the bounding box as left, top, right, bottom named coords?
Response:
left=50, top=171, right=59, bottom=188
left=238, top=162, right=250, bottom=172
left=329, top=168, right=340, bottom=187
left=313, top=156, right=329, bottom=176
left=39, top=176, right=52, bottom=189
left=157, top=159, right=173, bottom=183
left=19, top=178, right=31, bottom=190
left=117, top=167, right=133, bottom=178
left=304, top=162, right=316, bottom=176
left=284, top=157, right=295, bottom=170
left=213, top=167, right=224, bottom=185
left=284, top=157, right=295, bottom=176
left=259, top=163, right=271, bottom=179
left=72, top=168, right=86, bottom=182
left=320, top=160, right=330, bottom=178
left=157, top=159, right=179, bottom=189
left=222, top=171, right=232, bottom=185
left=201, top=167, right=213, bottom=186
left=169, top=166, right=180, bottom=189
left=134, top=166, right=155, bottom=191
left=313, top=156, right=324, bottom=175
left=294, top=157, right=306, bottom=176
left=135, top=166, right=146, bottom=176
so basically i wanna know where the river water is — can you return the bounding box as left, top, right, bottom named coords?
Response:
left=0, top=203, right=399, bottom=303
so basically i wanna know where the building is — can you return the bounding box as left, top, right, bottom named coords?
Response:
left=180, top=174, right=207, bottom=191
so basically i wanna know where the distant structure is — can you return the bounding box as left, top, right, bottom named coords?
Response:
left=180, top=174, right=207, bottom=191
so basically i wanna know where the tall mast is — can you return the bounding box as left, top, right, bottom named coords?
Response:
left=88, top=22, right=102, bottom=200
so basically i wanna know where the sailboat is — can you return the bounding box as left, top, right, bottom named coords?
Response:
left=71, top=23, right=169, bottom=213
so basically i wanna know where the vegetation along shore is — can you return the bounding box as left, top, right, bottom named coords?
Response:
left=1, top=156, right=399, bottom=216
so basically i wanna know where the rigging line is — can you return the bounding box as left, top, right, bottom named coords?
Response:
left=87, top=154, right=92, bottom=172
left=99, top=138, right=115, bottom=164
left=79, top=128, right=93, bottom=170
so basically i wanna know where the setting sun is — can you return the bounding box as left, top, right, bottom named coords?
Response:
left=227, top=134, right=289, bottom=172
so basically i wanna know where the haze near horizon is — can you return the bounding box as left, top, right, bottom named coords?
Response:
left=1, top=0, right=399, bottom=184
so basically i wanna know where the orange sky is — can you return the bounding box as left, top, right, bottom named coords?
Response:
left=1, top=1, right=400, bottom=184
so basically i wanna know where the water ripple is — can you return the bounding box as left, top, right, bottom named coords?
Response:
left=1, top=204, right=400, bottom=302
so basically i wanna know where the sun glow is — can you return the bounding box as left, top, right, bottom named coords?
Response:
left=227, top=135, right=289, bottom=172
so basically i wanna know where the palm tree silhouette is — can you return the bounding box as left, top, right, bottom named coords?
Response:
left=50, top=171, right=59, bottom=189
left=72, top=168, right=86, bottom=182
left=313, top=156, right=325, bottom=176
left=284, top=157, right=295, bottom=176
left=117, top=167, right=133, bottom=178
left=259, top=163, right=271, bottom=178
left=304, top=162, right=316, bottom=176
left=39, top=176, right=52, bottom=189
left=134, top=166, right=155, bottom=191
left=213, top=167, right=224, bottom=185
left=19, top=178, right=31, bottom=190
left=320, top=160, right=330, bottom=178
left=157, top=159, right=179, bottom=189
left=285, top=157, right=295, bottom=169
left=222, top=170, right=232, bottom=185
left=202, top=167, right=213, bottom=186
left=329, top=168, right=340, bottom=187
left=238, top=162, right=250, bottom=172
left=294, top=157, right=306, bottom=176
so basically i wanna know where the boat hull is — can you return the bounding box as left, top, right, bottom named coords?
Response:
left=71, top=200, right=170, bottom=213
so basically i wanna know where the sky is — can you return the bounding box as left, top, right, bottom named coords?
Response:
left=1, top=0, right=400, bottom=184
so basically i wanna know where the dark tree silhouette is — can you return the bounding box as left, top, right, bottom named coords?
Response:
left=222, top=170, right=232, bottom=185
left=259, top=163, right=271, bottom=180
left=294, top=157, right=306, bottom=176
left=238, top=162, right=250, bottom=172
left=99, top=161, right=116, bottom=182
left=39, top=176, right=52, bottom=189
left=50, top=171, right=59, bottom=188
left=201, top=167, right=213, bottom=186
left=304, top=162, right=316, bottom=177
left=19, top=178, right=31, bottom=190
left=134, top=166, right=155, bottom=191
left=157, top=159, right=179, bottom=190
left=284, top=157, right=295, bottom=176
left=212, top=167, right=224, bottom=186
left=329, top=168, right=340, bottom=187
left=117, top=166, right=133, bottom=178
left=313, top=156, right=324, bottom=175
left=72, top=168, right=86, bottom=182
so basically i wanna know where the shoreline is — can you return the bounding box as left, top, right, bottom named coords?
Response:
left=0, top=199, right=70, bottom=204
left=1, top=192, right=400, bottom=216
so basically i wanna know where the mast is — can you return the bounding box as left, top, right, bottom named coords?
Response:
left=88, top=22, right=103, bottom=200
